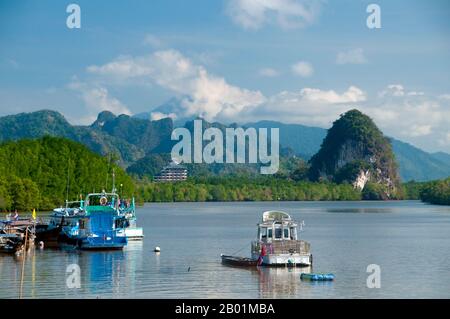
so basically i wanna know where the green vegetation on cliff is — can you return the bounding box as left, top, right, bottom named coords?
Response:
left=309, top=109, right=402, bottom=199
left=0, top=136, right=134, bottom=211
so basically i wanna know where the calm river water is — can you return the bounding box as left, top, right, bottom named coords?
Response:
left=0, top=201, right=449, bottom=299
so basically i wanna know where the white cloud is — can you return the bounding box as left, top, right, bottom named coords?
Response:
left=291, top=61, right=314, bottom=77
left=438, top=94, right=450, bottom=100
left=68, top=80, right=131, bottom=124
left=82, top=51, right=450, bottom=153
left=238, top=86, right=367, bottom=127
left=226, top=0, right=323, bottom=30
left=359, top=85, right=450, bottom=148
left=258, top=67, right=279, bottom=77
left=88, top=50, right=266, bottom=122
left=379, top=84, right=425, bottom=98
left=336, top=48, right=367, bottom=65
left=150, top=111, right=177, bottom=121
left=300, top=86, right=366, bottom=103
left=404, top=124, right=432, bottom=137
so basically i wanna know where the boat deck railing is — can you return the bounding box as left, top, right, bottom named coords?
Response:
left=252, top=240, right=310, bottom=255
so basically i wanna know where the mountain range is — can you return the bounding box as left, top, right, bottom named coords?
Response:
left=0, top=109, right=449, bottom=182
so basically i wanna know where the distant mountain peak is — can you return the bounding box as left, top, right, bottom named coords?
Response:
left=92, top=110, right=117, bottom=128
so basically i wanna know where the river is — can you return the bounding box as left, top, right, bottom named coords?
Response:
left=0, top=200, right=449, bottom=298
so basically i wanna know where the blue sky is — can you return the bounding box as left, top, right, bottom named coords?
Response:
left=0, top=0, right=449, bottom=152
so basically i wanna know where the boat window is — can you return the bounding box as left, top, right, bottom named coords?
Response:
left=260, top=227, right=267, bottom=240
left=290, top=227, right=297, bottom=240
left=267, top=228, right=273, bottom=239
left=275, top=228, right=282, bottom=239
left=79, top=219, right=85, bottom=230
left=284, top=228, right=289, bottom=239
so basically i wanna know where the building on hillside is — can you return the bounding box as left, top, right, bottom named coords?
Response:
left=154, top=161, right=188, bottom=182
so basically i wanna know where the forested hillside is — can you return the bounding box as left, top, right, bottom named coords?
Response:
left=0, top=136, right=134, bottom=211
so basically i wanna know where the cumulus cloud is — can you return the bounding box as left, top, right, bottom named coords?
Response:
left=336, top=48, right=367, bottom=65
left=359, top=85, right=450, bottom=150
left=150, top=111, right=177, bottom=121
left=238, top=86, right=367, bottom=127
left=226, top=0, right=323, bottom=30
left=259, top=67, right=279, bottom=77
left=81, top=49, right=450, bottom=152
left=291, top=61, right=314, bottom=77
left=68, top=80, right=131, bottom=124
left=379, top=84, right=424, bottom=98
left=88, top=50, right=266, bottom=122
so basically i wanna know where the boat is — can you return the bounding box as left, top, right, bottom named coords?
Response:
left=35, top=200, right=85, bottom=247
left=58, top=192, right=128, bottom=250
left=0, top=218, right=35, bottom=254
left=117, top=198, right=144, bottom=240
left=221, top=210, right=312, bottom=267
left=300, top=273, right=335, bottom=281
left=221, top=254, right=258, bottom=267
left=251, top=211, right=312, bottom=267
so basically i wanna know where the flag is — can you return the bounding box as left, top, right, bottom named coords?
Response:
left=32, top=208, right=36, bottom=220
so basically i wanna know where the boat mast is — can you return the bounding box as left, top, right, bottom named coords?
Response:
left=112, top=168, right=116, bottom=193
left=66, top=158, right=71, bottom=207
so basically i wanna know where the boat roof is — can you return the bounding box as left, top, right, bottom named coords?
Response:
left=262, top=211, right=292, bottom=222
left=86, top=192, right=119, bottom=197
left=258, top=211, right=298, bottom=227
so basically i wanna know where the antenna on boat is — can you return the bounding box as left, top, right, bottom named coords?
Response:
left=105, top=153, right=112, bottom=191
left=66, top=158, right=71, bottom=204
left=112, top=168, right=116, bottom=193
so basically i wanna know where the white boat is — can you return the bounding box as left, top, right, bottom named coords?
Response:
left=251, top=211, right=312, bottom=267
left=118, top=198, right=144, bottom=241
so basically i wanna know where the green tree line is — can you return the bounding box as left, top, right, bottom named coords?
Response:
left=402, top=178, right=450, bottom=205
left=136, top=177, right=362, bottom=202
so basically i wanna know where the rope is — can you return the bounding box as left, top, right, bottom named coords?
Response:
left=230, top=242, right=249, bottom=256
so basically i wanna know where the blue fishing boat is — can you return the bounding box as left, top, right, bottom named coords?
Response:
left=55, top=192, right=127, bottom=250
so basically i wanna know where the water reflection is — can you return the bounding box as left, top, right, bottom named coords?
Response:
left=1, top=201, right=449, bottom=298
left=255, top=266, right=311, bottom=298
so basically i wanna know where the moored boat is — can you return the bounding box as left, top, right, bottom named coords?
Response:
left=61, top=192, right=127, bottom=250
left=251, top=211, right=312, bottom=267
left=0, top=218, right=35, bottom=254
left=221, top=210, right=312, bottom=268
left=221, top=254, right=258, bottom=267
left=117, top=198, right=144, bottom=240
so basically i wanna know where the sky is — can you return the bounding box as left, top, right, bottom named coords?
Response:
left=0, top=0, right=449, bottom=153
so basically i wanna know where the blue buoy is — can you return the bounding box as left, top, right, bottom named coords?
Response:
left=300, top=273, right=335, bottom=281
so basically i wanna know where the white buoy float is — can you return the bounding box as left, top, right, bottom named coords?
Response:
left=154, top=246, right=161, bottom=253
left=39, top=241, right=44, bottom=249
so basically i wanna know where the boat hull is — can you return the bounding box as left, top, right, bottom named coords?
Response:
left=76, top=235, right=127, bottom=250
left=221, top=255, right=258, bottom=267
left=252, top=253, right=312, bottom=267
left=118, top=227, right=144, bottom=241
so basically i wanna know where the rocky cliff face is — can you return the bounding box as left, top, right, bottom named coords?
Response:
left=309, top=109, right=402, bottom=199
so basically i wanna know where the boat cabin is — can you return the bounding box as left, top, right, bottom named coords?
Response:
left=257, top=211, right=299, bottom=242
